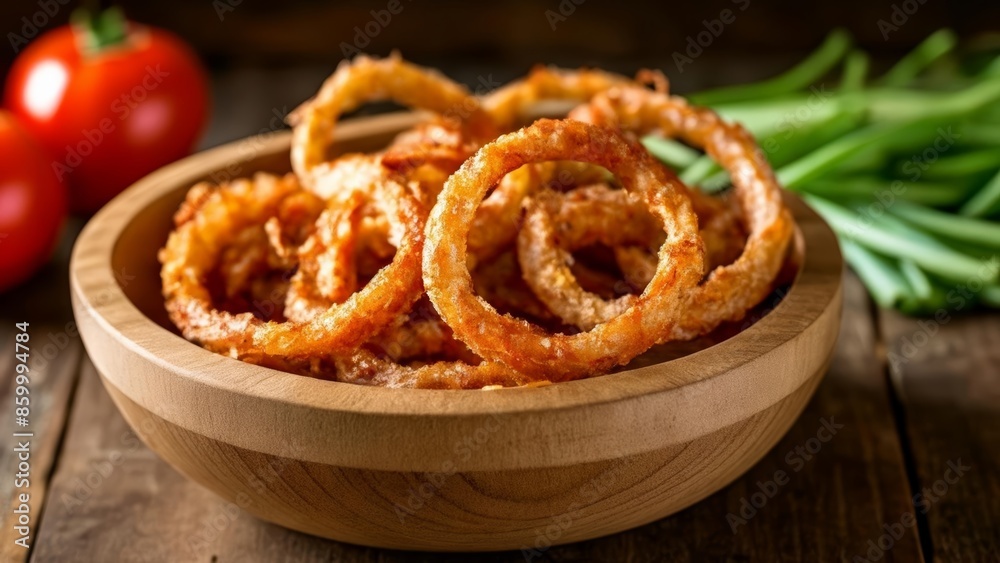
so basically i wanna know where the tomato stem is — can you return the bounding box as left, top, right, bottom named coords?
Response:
left=71, top=6, right=129, bottom=55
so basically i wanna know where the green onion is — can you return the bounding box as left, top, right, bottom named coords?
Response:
left=702, top=110, right=866, bottom=192
left=960, top=124, right=1000, bottom=147
left=653, top=29, right=1000, bottom=313
left=778, top=122, right=913, bottom=189
left=912, top=147, right=1000, bottom=180
left=980, top=54, right=1000, bottom=79
left=710, top=94, right=844, bottom=135
left=901, top=280, right=950, bottom=314
left=960, top=169, right=1000, bottom=217
left=865, top=79, right=1000, bottom=123
left=870, top=204, right=960, bottom=246
left=680, top=155, right=721, bottom=186
left=803, top=194, right=991, bottom=282
left=889, top=200, right=1000, bottom=248
left=899, top=259, right=934, bottom=301
left=695, top=169, right=730, bottom=194
left=934, top=238, right=1000, bottom=261
left=878, top=29, right=958, bottom=87
left=840, top=240, right=913, bottom=308
left=690, top=29, right=852, bottom=106
left=641, top=137, right=701, bottom=169
left=841, top=50, right=870, bottom=92
left=802, top=177, right=971, bottom=207
left=982, top=284, right=1000, bottom=307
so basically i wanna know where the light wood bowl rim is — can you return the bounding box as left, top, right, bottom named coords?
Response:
left=70, top=112, right=843, bottom=471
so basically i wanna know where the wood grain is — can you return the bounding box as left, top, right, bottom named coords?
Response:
left=880, top=307, right=1000, bottom=561
left=31, top=358, right=229, bottom=563
left=0, top=324, right=83, bottom=563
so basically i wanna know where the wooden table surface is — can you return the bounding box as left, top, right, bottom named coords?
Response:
left=1, top=67, right=998, bottom=563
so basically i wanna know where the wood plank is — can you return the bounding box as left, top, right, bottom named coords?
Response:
left=0, top=324, right=83, bottom=563
left=879, top=304, right=1000, bottom=561
left=30, top=273, right=922, bottom=562
left=30, top=358, right=214, bottom=563
left=0, top=223, right=85, bottom=563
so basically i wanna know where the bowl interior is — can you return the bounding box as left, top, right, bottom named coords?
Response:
left=111, top=129, right=801, bottom=371
left=112, top=125, right=405, bottom=333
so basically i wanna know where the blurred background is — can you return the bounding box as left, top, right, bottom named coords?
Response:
left=4, top=0, right=1000, bottom=148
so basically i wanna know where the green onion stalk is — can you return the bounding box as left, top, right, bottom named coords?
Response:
left=643, top=28, right=1000, bottom=314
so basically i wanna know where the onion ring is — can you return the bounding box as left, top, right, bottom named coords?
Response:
left=262, top=190, right=327, bottom=269
left=466, top=163, right=540, bottom=268
left=289, top=53, right=495, bottom=189
left=517, top=184, right=659, bottom=330
left=564, top=86, right=794, bottom=338
left=162, top=56, right=795, bottom=389
left=517, top=183, right=749, bottom=330
left=252, top=175, right=427, bottom=357
left=381, top=119, right=476, bottom=182
left=283, top=191, right=365, bottom=322
left=472, top=249, right=557, bottom=326
left=161, top=172, right=428, bottom=363
left=333, top=349, right=531, bottom=389
left=161, top=173, right=310, bottom=361
left=367, top=313, right=470, bottom=364
left=423, top=119, right=704, bottom=380
left=613, top=245, right=658, bottom=292
left=482, top=66, right=635, bottom=131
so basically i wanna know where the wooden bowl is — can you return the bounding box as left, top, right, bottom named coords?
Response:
left=70, top=112, right=843, bottom=552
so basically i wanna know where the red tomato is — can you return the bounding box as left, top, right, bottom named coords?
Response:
left=3, top=11, right=209, bottom=213
left=0, top=111, right=67, bottom=292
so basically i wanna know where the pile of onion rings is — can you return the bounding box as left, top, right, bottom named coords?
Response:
left=160, top=53, right=794, bottom=389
